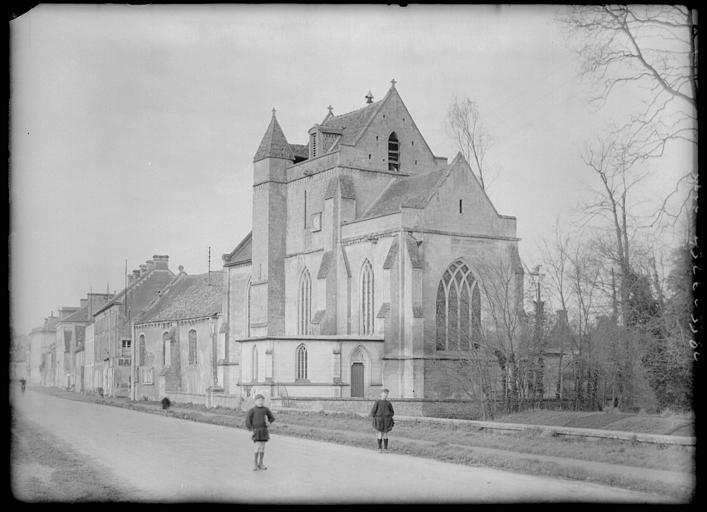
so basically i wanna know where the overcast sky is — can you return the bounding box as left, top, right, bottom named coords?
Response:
left=10, top=4, right=691, bottom=335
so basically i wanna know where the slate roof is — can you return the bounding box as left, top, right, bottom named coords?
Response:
left=320, top=100, right=382, bottom=146
left=223, top=231, right=252, bottom=266
left=290, top=144, right=309, bottom=160
left=94, top=268, right=175, bottom=317
left=62, top=306, right=90, bottom=323
left=362, top=167, right=449, bottom=219
left=253, top=114, right=294, bottom=162
left=135, top=271, right=225, bottom=324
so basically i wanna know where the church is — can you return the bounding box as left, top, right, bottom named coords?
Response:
left=219, top=81, right=523, bottom=402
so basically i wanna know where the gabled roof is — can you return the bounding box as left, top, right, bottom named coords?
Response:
left=253, top=112, right=294, bottom=162
left=320, top=99, right=383, bottom=146
left=362, top=166, right=450, bottom=219
left=223, top=231, right=252, bottom=267
left=135, top=271, right=225, bottom=324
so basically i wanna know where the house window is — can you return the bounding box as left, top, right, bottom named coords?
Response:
left=295, top=344, right=308, bottom=381
left=388, top=132, right=399, bottom=172
left=188, top=329, right=197, bottom=365
left=121, top=339, right=131, bottom=357
left=298, top=269, right=312, bottom=335
left=252, top=345, right=258, bottom=383
left=139, top=334, right=146, bottom=366
left=246, top=279, right=252, bottom=338
left=436, top=260, right=481, bottom=351
left=360, top=259, right=374, bottom=335
left=459, top=199, right=463, bottom=214
left=304, top=190, right=307, bottom=228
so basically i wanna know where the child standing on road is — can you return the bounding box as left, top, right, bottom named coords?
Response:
left=246, top=394, right=275, bottom=471
left=370, top=388, right=394, bottom=453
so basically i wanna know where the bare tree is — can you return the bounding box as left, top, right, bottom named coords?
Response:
left=446, top=96, right=494, bottom=191
left=560, top=5, right=697, bottom=234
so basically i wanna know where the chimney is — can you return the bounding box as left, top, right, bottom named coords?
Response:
left=153, top=254, right=169, bottom=270
left=139, top=264, right=148, bottom=276
left=145, top=259, right=156, bottom=272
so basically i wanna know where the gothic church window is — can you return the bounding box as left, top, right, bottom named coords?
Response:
left=360, top=260, right=375, bottom=335
left=435, top=260, right=481, bottom=351
left=388, top=132, right=400, bottom=172
left=298, top=269, right=312, bottom=335
left=188, top=329, right=197, bottom=365
left=295, top=344, right=308, bottom=381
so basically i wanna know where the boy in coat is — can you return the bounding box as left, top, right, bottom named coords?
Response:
left=370, top=388, right=394, bottom=452
left=246, top=394, right=275, bottom=470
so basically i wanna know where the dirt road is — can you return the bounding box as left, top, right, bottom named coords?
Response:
left=12, top=390, right=674, bottom=503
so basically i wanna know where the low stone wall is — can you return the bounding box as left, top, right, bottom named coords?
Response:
left=167, top=391, right=207, bottom=406
left=208, top=393, right=243, bottom=410
left=269, top=397, right=593, bottom=419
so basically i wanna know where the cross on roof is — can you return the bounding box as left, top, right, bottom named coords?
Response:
left=272, top=107, right=276, bottom=117
left=327, top=105, right=333, bottom=114
left=390, top=78, right=397, bottom=88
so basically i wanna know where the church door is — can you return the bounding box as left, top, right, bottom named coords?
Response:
left=351, top=362, right=364, bottom=398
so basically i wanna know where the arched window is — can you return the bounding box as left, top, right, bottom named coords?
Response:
left=298, top=269, right=312, bottom=335
left=188, top=329, right=197, bottom=365
left=139, top=334, right=146, bottom=366
left=360, top=260, right=374, bottom=335
left=435, top=260, right=481, bottom=351
left=295, top=344, right=308, bottom=381
left=251, top=345, right=258, bottom=383
left=388, top=132, right=399, bottom=172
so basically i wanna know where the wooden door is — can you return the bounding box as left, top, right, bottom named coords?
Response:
left=351, top=362, right=364, bottom=397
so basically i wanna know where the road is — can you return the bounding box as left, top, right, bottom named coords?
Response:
left=12, top=390, right=672, bottom=503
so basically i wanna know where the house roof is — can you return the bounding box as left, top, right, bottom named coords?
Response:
left=253, top=112, right=294, bottom=162
left=320, top=99, right=383, bottom=146
left=135, top=271, right=224, bottom=324
left=62, top=306, right=90, bottom=323
left=362, top=166, right=449, bottom=219
left=223, top=231, right=252, bottom=267
left=31, top=316, right=59, bottom=334
left=94, top=268, right=175, bottom=317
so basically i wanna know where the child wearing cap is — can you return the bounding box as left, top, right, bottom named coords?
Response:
left=245, top=394, right=275, bottom=470
left=370, top=388, right=395, bottom=452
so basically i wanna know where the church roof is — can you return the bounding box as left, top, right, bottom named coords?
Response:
left=320, top=99, right=382, bottom=146
left=223, top=231, right=252, bottom=267
left=135, top=271, right=224, bottom=324
left=290, top=144, right=309, bottom=160
left=253, top=113, right=294, bottom=162
left=362, top=166, right=449, bottom=219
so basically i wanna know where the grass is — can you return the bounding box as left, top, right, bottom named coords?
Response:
left=27, top=387, right=695, bottom=500
left=11, top=416, right=131, bottom=502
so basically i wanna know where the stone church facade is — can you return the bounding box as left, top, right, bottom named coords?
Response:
left=221, top=82, right=523, bottom=400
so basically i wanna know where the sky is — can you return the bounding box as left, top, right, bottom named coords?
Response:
left=10, top=4, right=693, bottom=335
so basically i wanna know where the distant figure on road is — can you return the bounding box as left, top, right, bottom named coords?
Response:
left=370, top=388, right=394, bottom=453
left=246, top=394, right=275, bottom=471
left=19, top=378, right=26, bottom=394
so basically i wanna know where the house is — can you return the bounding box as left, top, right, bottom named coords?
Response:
left=131, top=269, right=224, bottom=402
left=93, top=256, right=174, bottom=397
left=28, top=313, right=58, bottom=385
left=221, top=81, right=523, bottom=404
